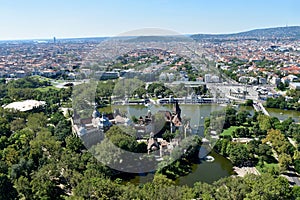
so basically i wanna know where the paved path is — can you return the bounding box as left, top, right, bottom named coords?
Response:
left=282, top=167, right=300, bottom=186
left=233, top=167, right=260, bottom=177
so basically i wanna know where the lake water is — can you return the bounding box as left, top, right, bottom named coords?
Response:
left=123, top=150, right=234, bottom=187
left=267, top=108, right=300, bottom=122
left=175, top=150, right=234, bottom=186
left=101, top=104, right=225, bottom=127
left=239, top=106, right=300, bottom=122
left=100, top=104, right=299, bottom=185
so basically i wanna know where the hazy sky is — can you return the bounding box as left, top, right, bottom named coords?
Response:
left=0, top=0, right=299, bottom=40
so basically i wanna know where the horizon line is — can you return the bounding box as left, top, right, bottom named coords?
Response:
left=0, top=25, right=299, bottom=42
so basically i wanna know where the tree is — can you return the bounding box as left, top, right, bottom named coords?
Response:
left=214, top=176, right=249, bottom=200
left=278, top=153, right=292, bottom=172
left=73, top=176, right=122, bottom=200
left=233, top=127, right=251, bottom=138
left=50, top=112, right=65, bottom=126
left=27, top=113, right=47, bottom=133
left=288, top=123, right=300, bottom=142
left=229, top=143, right=250, bottom=166
left=244, top=174, right=291, bottom=200
left=65, top=135, right=84, bottom=153
left=280, top=117, right=294, bottom=135
left=0, top=117, right=11, bottom=137
left=257, top=114, right=272, bottom=131
left=277, top=82, right=286, bottom=91
left=10, top=118, right=26, bottom=132
left=105, top=126, right=138, bottom=152
left=244, top=99, right=253, bottom=106
left=2, top=145, right=19, bottom=166
left=223, top=107, right=237, bottom=128
left=294, top=159, right=300, bottom=174
left=30, top=163, right=64, bottom=200
left=29, top=130, right=62, bottom=166
left=14, top=176, right=32, bottom=200
left=263, top=129, right=293, bottom=155
left=292, top=186, right=300, bottom=200
left=0, top=173, right=18, bottom=200
left=193, top=182, right=215, bottom=200
left=252, top=123, right=266, bottom=137
left=236, top=111, right=250, bottom=125
left=214, top=139, right=230, bottom=156
left=10, top=158, right=34, bottom=180
left=256, top=143, right=273, bottom=160
left=96, top=80, right=115, bottom=98
left=54, top=119, right=72, bottom=144
left=133, top=87, right=147, bottom=99
left=162, top=130, right=175, bottom=142
left=8, top=128, right=35, bottom=152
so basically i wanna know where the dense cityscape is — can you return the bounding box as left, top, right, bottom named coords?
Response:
left=0, top=25, right=299, bottom=199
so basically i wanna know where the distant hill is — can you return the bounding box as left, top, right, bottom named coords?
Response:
left=126, top=35, right=192, bottom=43
left=191, top=26, right=300, bottom=40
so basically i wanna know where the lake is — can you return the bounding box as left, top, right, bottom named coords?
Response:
left=123, top=149, right=234, bottom=187
left=99, top=103, right=299, bottom=185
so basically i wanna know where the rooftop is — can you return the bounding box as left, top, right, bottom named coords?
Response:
left=3, top=100, right=46, bottom=111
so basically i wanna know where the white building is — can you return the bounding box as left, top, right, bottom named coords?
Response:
left=269, top=76, right=281, bottom=85
left=205, top=74, right=220, bottom=83
left=204, top=74, right=211, bottom=83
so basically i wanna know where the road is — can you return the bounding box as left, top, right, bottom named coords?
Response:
left=206, top=83, right=260, bottom=101
left=282, top=167, right=300, bottom=186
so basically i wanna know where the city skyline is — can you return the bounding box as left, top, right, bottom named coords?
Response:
left=0, top=0, right=300, bottom=40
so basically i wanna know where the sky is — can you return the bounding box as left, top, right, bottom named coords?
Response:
left=0, top=0, right=299, bottom=40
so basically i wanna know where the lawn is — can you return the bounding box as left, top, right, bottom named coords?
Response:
left=256, top=162, right=279, bottom=174
left=35, top=86, right=60, bottom=92
left=220, top=126, right=240, bottom=137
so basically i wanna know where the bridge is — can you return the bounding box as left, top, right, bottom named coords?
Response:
left=158, top=97, right=230, bottom=104
left=253, top=101, right=270, bottom=116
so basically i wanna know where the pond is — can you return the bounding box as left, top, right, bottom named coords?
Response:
left=123, top=150, right=234, bottom=187
left=176, top=150, right=234, bottom=186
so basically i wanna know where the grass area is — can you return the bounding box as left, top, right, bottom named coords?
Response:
left=220, top=126, right=240, bottom=137
left=256, top=162, right=279, bottom=174
left=129, top=98, right=144, bottom=101
left=52, top=79, right=66, bottom=83
left=98, top=106, right=113, bottom=114
left=35, top=86, right=60, bottom=92
left=32, top=75, right=53, bottom=82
